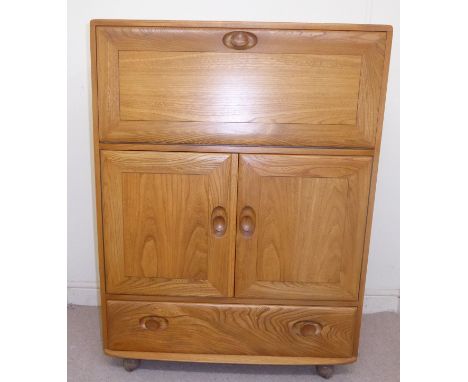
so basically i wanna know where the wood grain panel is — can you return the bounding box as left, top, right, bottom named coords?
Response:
left=235, top=154, right=372, bottom=301
left=101, top=122, right=371, bottom=147
left=122, top=173, right=209, bottom=280
left=101, top=151, right=238, bottom=297
left=119, top=51, right=361, bottom=124
left=96, top=25, right=386, bottom=54
left=107, top=301, right=357, bottom=358
left=257, top=176, right=348, bottom=283
left=96, top=26, right=387, bottom=147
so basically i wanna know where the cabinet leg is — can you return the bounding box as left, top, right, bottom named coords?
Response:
left=316, top=365, right=334, bottom=379
left=122, top=358, right=141, bottom=372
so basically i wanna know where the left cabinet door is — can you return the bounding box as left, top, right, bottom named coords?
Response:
left=101, top=151, right=238, bottom=297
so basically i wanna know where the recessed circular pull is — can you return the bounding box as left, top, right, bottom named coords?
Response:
left=213, top=215, right=226, bottom=236
left=223, top=31, right=258, bottom=50
left=211, top=206, right=227, bottom=237
left=139, top=316, right=168, bottom=331
left=239, top=206, right=256, bottom=237
left=240, top=216, right=254, bottom=235
left=292, top=321, right=323, bottom=336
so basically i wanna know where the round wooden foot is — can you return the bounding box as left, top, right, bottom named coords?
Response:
left=123, top=358, right=141, bottom=372
left=316, top=365, right=334, bottom=379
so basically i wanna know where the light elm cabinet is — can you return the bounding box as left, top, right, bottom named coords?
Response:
left=91, top=20, right=392, bottom=379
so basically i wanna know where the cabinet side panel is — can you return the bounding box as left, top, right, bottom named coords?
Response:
left=353, top=29, right=393, bottom=356
left=90, top=21, right=108, bottom=348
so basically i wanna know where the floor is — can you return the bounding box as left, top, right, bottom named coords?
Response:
left=68, top=306, right=399, bottom=381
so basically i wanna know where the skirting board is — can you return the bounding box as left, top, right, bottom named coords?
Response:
left=67, top=282, right=399, bottom=313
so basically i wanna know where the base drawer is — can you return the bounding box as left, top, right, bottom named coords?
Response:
left=107, top=301, right=357, bottom=358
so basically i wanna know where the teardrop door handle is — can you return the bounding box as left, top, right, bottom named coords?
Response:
left=211, top=206, right=227, bottom=237
left=239, top=206, right=256, bottom=237
left=223, top=31, right=258, bottom=50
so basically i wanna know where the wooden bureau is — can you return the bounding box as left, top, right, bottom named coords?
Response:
left=90, top=20, right=392, bottom=379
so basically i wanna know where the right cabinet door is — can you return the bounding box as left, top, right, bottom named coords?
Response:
left=235, top=154, right=372, bottom=301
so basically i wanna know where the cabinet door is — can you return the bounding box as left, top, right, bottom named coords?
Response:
left=235, top=154, right=372, bottom=301
left=96, top=26, right=387, bottom=148
left=101, top=151, right=237, bottom=297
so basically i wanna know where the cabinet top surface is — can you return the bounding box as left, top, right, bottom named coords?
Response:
left=90, top=19, right=392, bottom=32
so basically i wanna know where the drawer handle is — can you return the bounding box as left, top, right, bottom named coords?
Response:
left=211, top=206, right=227, bottom=237
left=140, top=316, right=168, bottom=331
left=239, top=206, right=256, bottom=237
left=223, top=31, right=258, bottom=50
left=293, top=321, right=323, bottom=336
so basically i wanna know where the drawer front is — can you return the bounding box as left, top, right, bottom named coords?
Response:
left=107, top=301, right=357, bottom=357
left=96, top=26, right=388, bottom=147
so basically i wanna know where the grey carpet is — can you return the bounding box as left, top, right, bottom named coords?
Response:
left=68, top=305, right=399, bottom=381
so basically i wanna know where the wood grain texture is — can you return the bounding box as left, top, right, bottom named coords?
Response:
left=101, top=151, right=238, bottom=297
left=235, top=154, right=372, bottom=301
left=105, top=349, right=357, bottom=366
left=256, top=176, right=347, bottom=283
left=99, top=143, right=375, bottom=156
left=90, top=19, right=392, bottom=32
left=352, top=28, right=394, bottom=357
left=96, top=26, right=386, bottom=147
left=121, top=172, right=209, bottom=280
left=104, top=293, right=359, bottom=307
left=107, top=301, right=357, bottom=358
left=119, top=51, right=361, bottom=124
left=89, top=20, right=394, bottom=367
left=90, top=21, right=109, bottom=349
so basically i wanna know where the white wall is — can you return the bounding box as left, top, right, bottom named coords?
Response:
left=68, top=0, right=400, bottom=312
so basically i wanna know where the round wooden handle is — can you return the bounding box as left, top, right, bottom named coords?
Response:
left=223, top=31, right=258, bottom=50
left=293, top=321, right=323, bottom=336
left=140, top=316, right=168, bottom=331
left=211, top=206, right=227, bottom=237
